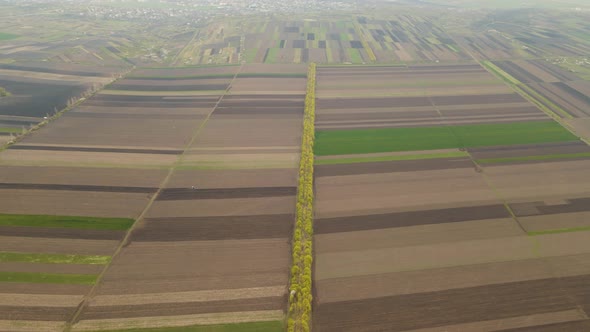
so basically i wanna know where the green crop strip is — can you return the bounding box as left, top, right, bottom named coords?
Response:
left=94, top=321, right=284, bottom=332
left=315, top=121, right=578, bottom=156
left=0, top=252, right=111, bottom=265
left=528, top=226, right=590, bottom=236
left=478, top=152, right=590, bottom=164
left=0, top=214, right=135, bottom=230
left=0, top=32, right=18, bottom=40
left=0, top=271, right=98, bottom=285
left=315, top=151, right=469, bottom=165
left=287, top=63, right=315, bottom=332
left=0, top=127, right=21, bottom=134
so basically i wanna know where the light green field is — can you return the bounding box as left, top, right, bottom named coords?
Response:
left=0, top=252, right=111, bottom=265
left=0, top=214, right=135, bottom=230
left=0, top=127, right=20, bottom=134
left=0, top=32, right=18, bottom=40
left=315, top=121, right=579, bottom=156
left=0, top=271, right=98, bottom=285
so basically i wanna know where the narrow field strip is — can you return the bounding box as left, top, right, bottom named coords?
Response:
left=0, top=319, right=65, bottom=332
left=478, top=152, right=590, bottom=164
left=71, top=311, right=284, bottom=331
left=0, top=293, right=83, bottom=307
left=99, top=90, right=227, bottom=97
left=0, top=271, right=97, bottom=285
left=0, top=252, right=110, bottom=265
left=315, top=121, right=579, bottom=155
left=315, top=151, right=469, bottom=165
left=87, top=320, right=283, bottom=332
left=90, top=286, right=285, bottom=306
left=126, top=73, right=236, bottom=80
left=0, top=214, right=135, bottom=231
left=528, top=226, right=590, bottom=236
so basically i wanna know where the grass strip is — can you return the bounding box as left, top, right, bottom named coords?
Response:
left=315, top=151, right=469, bottom=165
left=315, top=121, right=578, bottom=156
left=528, top=226, right=590, bottom=236
left=0, top=252, right=110, bottom=265
left=478, top=152, right=590, bottom=164
left=0, top=127, right=21, bottom=134
left=0, top=271, right=97, bottom=285
left=95, top=321, right=284, bottom=332
left=287, top=63, right=315, bottom=332
left=0, top=214, right=135, bottom=230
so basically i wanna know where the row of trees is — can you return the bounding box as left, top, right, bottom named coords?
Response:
left=287, top=63, right=316, bottom=332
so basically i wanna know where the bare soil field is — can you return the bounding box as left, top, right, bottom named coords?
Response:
left=130, top=66, right=239, bottom=78
left=0, top=190, right=150, bottom=218
left=166, top=168, right=297, bottom=189
left=0, top=236, right=119, bottom=255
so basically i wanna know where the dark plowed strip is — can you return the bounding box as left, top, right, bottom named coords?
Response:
left=9, top=145, right=182, bottom=155
left=81, top=296, right=285, bottom=320
left=315, top=158, right=473, bottom=177
left=213, top=107, right=303, bottom=115
left=68, top=112, right=205, bottom=120
left=135, top=214, right=292, bottom=241
left=511, top=197, right=590, bottom=217
left=0, top=306, right=75, bottom=321
left=0, top=226, right=125, bottom=240
left=0, top=183, right=156, bottom=194
left=0, top=119, right=38, bottom=126
left=317, top=96, right=431, bottom=109
left=107, top=84, right=229, bottom=91
left=237, top=73, right=306, bottom=78
left=218, top=100, right=304, bottom=108
left=222, top=94, right=305, bottom=100
left=431, top=93, right=524, bottom=106
left=315, top=204, right=509, bottom=234
left=440, top=106, right=542, bottom=117
left=157, top=186, right=296, bottom=200
left=496, top=320, right=590, bottom=332
left=409, top=64, right=484, bottom=71
left=313, top=275, right=588, bottom=332
left=469, top=141, right=590, bottom=160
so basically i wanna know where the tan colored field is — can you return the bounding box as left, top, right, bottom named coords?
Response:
left=0, top=69, right=112, bottom=84
left=0, top=236, right=119, bottom=255
left=0, top=189, right=149, bottom=218
left=166, top=169, right=297, bottom=188
left=230, top=78, right=306, bottom=93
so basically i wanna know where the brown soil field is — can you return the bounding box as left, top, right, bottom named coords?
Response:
left=10, top=145, right=183, bottom=155
left=0, top=306, right=75, bottom=321
left=403, top=310, right=588, bottom=332
left=0, top=166, right=167, bottom=187
left=0, top=68, right=112, bottom=84
left=240, top=64, right=306, bottom=74
left=156, top=186, right=296, bottom=200
left=229, top=78, right=307, bottom=93
left=72, top=310, right=284, bottom=332
left=0, top=236, right=119, bottom=255
left=193, top=118, right=302, bottom=148
left=316, top=217, right=521, bottom=253
left=519, top=211, right=590, bottom=233
left=0, top=282, right=91, bottom=296
left=510, top=196, right=590, bottom=217
left=0, top=320, right=66, bottom=332
left=313, top=274, right=590, bottom=332
left=66, top=110, right=206, bottom=121
left=165, top=168, right=297, bottom=189
left=315, top=204, right=510, bottom=234
left=0, top=149, right=178, bottom=168
left=109, top=83, right=229, bottom=92
left=498, top=319, right=590, bottom=332
left=316, top=158, right=473, bottom=177
left=146, top=196, right=295, bottom=218
left=0, top=293, right=83, bottom=307
left=316, top=253, right=590, bottom=303
left=484, top=160, right=590, bottom=201
left=0, top=189, right=150, bottom=218
left=99, top=239, right=289, bottom=293
left=316, top=232, right=590, bottom=280
left=0, top=262, right=102, bottom=275
left=72, top=105, right=213, bottom=116
left=315, top=168, right=498, bottom=218
left=20, top=116, right=204, bottom=148
left=80, top=296, right=284, bottom=320
left=181, top=152, right=299, bottom=169
left=217, top=98, right=304, bottom=108
left=0, top=183, right=156, bottom=194
left=131, top=66, right=239, bottom=78
left=109, top=78, right=232, bottom=88
left=133, top=214, right=292, bottom=241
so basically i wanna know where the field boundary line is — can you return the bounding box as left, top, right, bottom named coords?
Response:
left=63, top=64, right=243, bottom=332
left=287, top=63, right=316, bottom=332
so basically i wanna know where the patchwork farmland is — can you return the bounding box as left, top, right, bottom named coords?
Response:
left=0, top=64, right=306, bottom=331
left=312, top=64, right=590, bottom=331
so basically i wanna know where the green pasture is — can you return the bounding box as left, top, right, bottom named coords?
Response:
left=0, top=214, right=135, bottom=230
left=315, top=121, right=578, bottom=156
left=0, top=271, right=98, bottom=285
left=0, top=32, right=18, bottom=40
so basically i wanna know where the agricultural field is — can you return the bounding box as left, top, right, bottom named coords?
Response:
left=0, top=62, right=125, bottom=143
left=311, top=64, right=590, bottom=331
left=64, top=64, right=306, bottom=331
